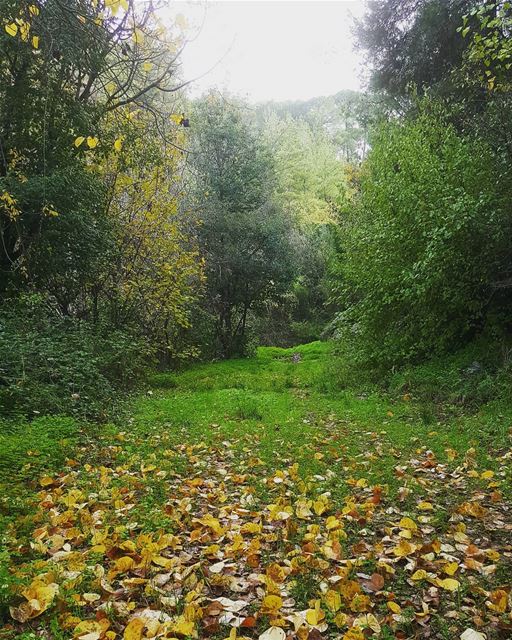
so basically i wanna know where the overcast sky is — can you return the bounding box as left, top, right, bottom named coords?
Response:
left=165, top=1, right=367, bottom=102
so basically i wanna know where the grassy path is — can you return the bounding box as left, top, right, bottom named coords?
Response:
left=2, top=342, right=511, bottom=640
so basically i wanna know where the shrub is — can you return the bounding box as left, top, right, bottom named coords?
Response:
left=337, top=106, right=512, bottom=370
left=0, top=295, right=151, bottom=419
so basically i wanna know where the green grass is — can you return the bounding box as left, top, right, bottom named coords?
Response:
left=133, top=341, right=511, bottom=498
left=1, top=341, right=511, bottom=639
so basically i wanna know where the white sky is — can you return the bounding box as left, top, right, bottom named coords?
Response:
left=165, top=1, right=366, bottom=102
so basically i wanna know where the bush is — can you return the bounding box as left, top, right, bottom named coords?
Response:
left=0, top=295, right=151, bottom=419
left=337, top=105, right=512, bottom=369
left=389, top=330, right=512, bottom=407
left=321, top=330, right=512, bottom=409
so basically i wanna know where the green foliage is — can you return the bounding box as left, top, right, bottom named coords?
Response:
left=461, top=1, right=512, bottom=92
left=0, top=295, right=151, bottom=418
left=263, top=115, right=346, bottom=224
left=190, top=95, right=297, bottom=358
left=0, top=415, right=80, bottom=481
left=0, top=0, right=201, bottom=418
left=336, top=107, right=512, bottom=369
left=389, top=331, right=512, bottom=407
left=355, top=0, right=474, bottom=97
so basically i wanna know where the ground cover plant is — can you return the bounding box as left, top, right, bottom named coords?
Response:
left=1, top=343, right=511, bottom=640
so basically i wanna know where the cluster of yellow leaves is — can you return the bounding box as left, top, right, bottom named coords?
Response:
left=93, top=110, right=201, bottom=345
left=0, top=191, right=21, bottom=220
left=10, top=575, right=59, bottom=622
left=74, top=135, right=124, bottom=152
left=75, top=136, right=99, bottom=149
left=4, top=4, right=39, bottom=49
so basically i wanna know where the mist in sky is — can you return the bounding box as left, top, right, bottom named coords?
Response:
left=166, top=1, right=366, bottom=102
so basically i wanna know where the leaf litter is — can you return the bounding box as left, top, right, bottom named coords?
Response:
left=2, top=367, right=512, bottom=640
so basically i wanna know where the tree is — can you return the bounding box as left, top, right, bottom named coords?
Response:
left=337, top=107, right=512, bottom=368
left=461, top=1, right=512, bottom=92
left=354, top=0, right=475, bottom=98
left=0, top=0, right=186, bottom=294
left=98, top=108, right=203, bottom=364
left=263, top=114, right=346, bottom=224
left=190, top=94, right=296, bottom=358
left=0, top=0, right=202, bottom=415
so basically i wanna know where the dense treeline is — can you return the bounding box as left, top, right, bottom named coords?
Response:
left=1, top=0, right=511, bottom=419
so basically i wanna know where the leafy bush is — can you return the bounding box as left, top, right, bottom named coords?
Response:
left=0, top=295, right=151, bottom=419
left=336, top=106, right=512, bottom=369
left=321, top=330, right=512, bottom=409
left=389, top=330, right=512, bottom=407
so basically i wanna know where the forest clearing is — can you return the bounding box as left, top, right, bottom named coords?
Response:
left=1, top=343, right=511, bottom=639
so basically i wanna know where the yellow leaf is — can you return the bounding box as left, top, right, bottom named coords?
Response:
left=19, top=20, right=30, bottom=41
left=32, top=35, right=39, bottom=48
left=350, top=594, right=371, bottom=612
left=418, top=501, right=434, bottom=511
left=114, top=556, right=135, bottom=573
left=486, top=549, right=500, bottom=562
left=295, top=498, right=313, bottom=519
left=124, top=618, right=144, bottom=640
left=152, top=555, right=174, bottom=569
left=241, top=522, right=262, bottom=534
left=333, top=612, right=348, bottom=628
left=411, top=569, right=427, bottom=580
left=86, top=136, right=98, bottom=149
left=305, top=608, right=321, bottom=625
left=342, top=628, right=365, bottom=640
left=11, top=580, right=59, bottom=621
left=392, top=539, right=416, bottom=557
left=445, top=448, right=457, bottom=461
left=114, top=138, right=123, bottom=152
left=261, top=595, right=282, bottom=614
left=487, top=589, right=507, bottom=613
left=5, top=23, right=18, bottom=37
left=437, top=578, right=460, bottom=591
left=172, top=619, right=195, bottom=636
left=444, top=562, right=459, bottom=576
left=29, top=5, right=40, bottom=15
left=266, top=563, right=285, bottom=583
left=387, top=601, right=401, bottom=614
left=313, top=495, right=329, bottom=515
left=481, top=470, right=494, bottom=479
left=143, top=62, right=153, bottom=72
left=355, top=613, right=381, bottom=633
left=74, top=136, right=85, bottom=147
left=399, top=516, right=417, bottom=531
left=325, top=515, right=341, bottom=530
left=324, top=589, right=341, bottom=612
